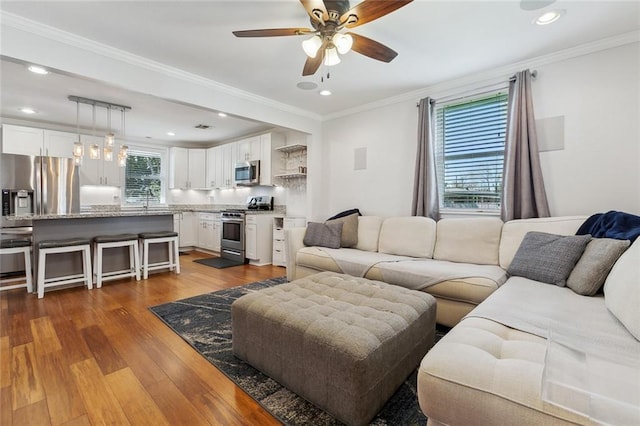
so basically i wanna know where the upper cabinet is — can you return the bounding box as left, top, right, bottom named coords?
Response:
left=259, top=132, right=285, bottom=186
left=236, top=136, right=261, bottom=162
left=2, top=125, right=75, bottom=158
left=78, top=135, right=123, bottom=186
left=169, top=147, right=206, bottom=189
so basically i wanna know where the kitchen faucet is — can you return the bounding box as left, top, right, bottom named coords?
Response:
left=143, top=187, right=151, bottom=210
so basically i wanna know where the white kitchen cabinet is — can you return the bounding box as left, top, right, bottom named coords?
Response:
left=2, top=125, right=76, bottom=158
left=78, top=135, right=123, bottom=186
left=205, top=146, right=225, bottom=189
left=213, top=214, right=221, bottom=252
left=175, top=211, right=197, bottom=249
left=245, top=214, right=275, bottom=265
left=273, top=216, right=306, bottom=267
left=221, top=142, right=237, bottom=188
left=259, top=132, right=285, bottom=186
left=197, top=213, right=219, bottom=251
left=169, top=147, right=206, bottom=189
left=237, top=136, right=261, bottom=161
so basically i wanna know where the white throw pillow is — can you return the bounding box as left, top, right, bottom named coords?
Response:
left=604, top=238, right=640, bottom=341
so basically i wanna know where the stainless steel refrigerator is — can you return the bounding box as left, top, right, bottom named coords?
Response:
left=1, top=153, right=80, bottom=229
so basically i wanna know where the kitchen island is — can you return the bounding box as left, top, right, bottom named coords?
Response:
left=6, top=210, right=175, bottom=286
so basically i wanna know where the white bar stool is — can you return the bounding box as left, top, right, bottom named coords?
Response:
left=0, top=238, right=33, bottom=293
left=139, top=231, right=180, bottom=279
left=37, top=238, right=92, bottom=299
left=93, top=234, right=141, bottom=288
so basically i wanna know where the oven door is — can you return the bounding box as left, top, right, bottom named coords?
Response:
left=221, top=218, right=244, bottom=252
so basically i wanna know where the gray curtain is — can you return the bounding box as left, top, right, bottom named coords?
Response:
left=501, top=70, right=550, bottom=221
left=412, top=97, right=440, bottom=220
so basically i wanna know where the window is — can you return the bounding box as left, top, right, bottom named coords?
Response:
left=435, top=91, right=508, bottom=211
left=124, top=149, right=165, bottom=204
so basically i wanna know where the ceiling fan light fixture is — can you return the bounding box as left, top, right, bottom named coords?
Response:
left=302, top=35, right=323, bottom=58
left=324, top=46, right=341, bottom=66
left=333, top=33, right=353, bottom=55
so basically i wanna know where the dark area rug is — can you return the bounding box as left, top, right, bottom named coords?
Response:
left=193, top=257, right=245, bottom=269
left=150, top=277, right=446, bottom=425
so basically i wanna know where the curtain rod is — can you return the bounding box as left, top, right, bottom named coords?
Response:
left=417, top=69, right=537, bottom=107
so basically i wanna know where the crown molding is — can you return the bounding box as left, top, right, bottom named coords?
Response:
left=0, top=11, right=323, bottom=122
left=324, top=30, right=640, bottom=121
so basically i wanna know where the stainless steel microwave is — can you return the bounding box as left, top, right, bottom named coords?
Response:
left=234, top=160, right=260, bottom=186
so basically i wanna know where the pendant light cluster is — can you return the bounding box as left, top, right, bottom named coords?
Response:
left=69, top=95, right=131, bottom=167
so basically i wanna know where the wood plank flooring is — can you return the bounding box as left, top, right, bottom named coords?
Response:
left=0, top=251, right=284, bottom=425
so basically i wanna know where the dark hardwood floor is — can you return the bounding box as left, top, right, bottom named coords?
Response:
left=0, top=251, right=285, bottom=425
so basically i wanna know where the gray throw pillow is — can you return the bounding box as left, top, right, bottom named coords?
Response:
left=303, top=221, right=343, bottom=249
left=567, top=238, right=631, bottom=296
left=507, top=232, right=592, bottom=286
left=327, top=213, right=359, bottom=247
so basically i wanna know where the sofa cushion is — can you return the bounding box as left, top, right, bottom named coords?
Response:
left=378, top=216, right=436, bottom=258
left=303, top=221, right=343, bottom=249
left=418, top=317, right=590, bottom=425
left=499, top=216, right=586, bottom=270
left=296, top=247, right=412, bottom=277
left=433, top=217, right=503, bottom=265
left=604, top=239, right=640, bottom=341
left=567, top=238, right=631, bottom=296
left=507, top=232, right=591, bottom=286
left=355, top=216, right=384, bottom=252
left=327, top=212, right=358, bottom=248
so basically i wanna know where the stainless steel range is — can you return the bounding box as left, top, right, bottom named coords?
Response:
left=220, top=210, right=246, bottom=264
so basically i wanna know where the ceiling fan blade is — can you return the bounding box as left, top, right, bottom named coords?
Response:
left=302, top=40, right=328, bottom=76
left=300, top=0, right=328, bottom=23
left=348, top=32, right=398, bottom=63
left=340, top=0, right=413, bottom=29
left=233, top=28, right=313, bottom=37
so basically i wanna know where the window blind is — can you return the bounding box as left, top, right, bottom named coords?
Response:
left=124, top=150, right=163, bottom=204
left=436, top=92, right=508, bottom=210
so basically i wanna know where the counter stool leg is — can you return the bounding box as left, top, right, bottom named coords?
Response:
left=173, top=238, right=180, bottom=274
left=93, top=243, right=102, bottom=288
left=83, top=245, right=93, bottom=290
left=131, top=241, right=141, bottom=281
left=37, top=250, right=47, bottom=299
left=143, top=240, right=150, bottom=280
left=24, top=248, right=33, bottom=293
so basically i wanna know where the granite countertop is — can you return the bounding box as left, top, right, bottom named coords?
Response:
left=6, top=210, right=175, bottom=220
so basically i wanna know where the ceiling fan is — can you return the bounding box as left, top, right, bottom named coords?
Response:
left=233, top=0, right=413, bottom=76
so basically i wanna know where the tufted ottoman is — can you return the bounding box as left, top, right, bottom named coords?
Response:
left=231, top=271, right=437, bottom=426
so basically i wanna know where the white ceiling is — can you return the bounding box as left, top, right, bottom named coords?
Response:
left=1, top=0, right=639, bottom=144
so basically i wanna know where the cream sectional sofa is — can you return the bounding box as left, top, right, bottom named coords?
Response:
left=286, top=215, right=587, bottom=327
left=287, top=215, right=640, bottom=425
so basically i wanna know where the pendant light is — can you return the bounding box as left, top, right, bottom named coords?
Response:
left=89, top=104, right=100, bottom=160
left=103, top=107, right=114, bottom=161
left=72, top=99, right=84, bottom=165
left=118, top=107, right=129, bottom=167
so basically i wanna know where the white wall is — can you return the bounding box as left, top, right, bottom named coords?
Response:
left=321, top=42, right=640, bottom=218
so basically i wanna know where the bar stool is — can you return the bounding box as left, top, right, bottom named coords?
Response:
left=0, top=238, right=33, bottom=293
left=139, top=231, right=180, bottom=279
left=37, top=238, right=92, bottom=299
left=93, top=234, right=141, bottom=288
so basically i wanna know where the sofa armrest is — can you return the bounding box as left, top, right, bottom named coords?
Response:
left=285, top=227, right=307, bottom=281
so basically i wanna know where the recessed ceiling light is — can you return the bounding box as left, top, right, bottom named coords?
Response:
left=167, top=131, right=176, bottom=136
left=27, top=65, right=49, bottom=75
left=319, top=90, right=332, bottom=96
left=19, top=107, right=37, bottom=114
left=534, top=9, right=565, bottom=25
left=218, top=112, right=227, bottom=117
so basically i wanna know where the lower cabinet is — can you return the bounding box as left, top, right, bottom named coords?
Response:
left=174, top=211, right=197, bottom=249
left=273, top=217, right=306, bottom=267
left=197, top=213, right=220, bottom=252
left=245, top=214, right=275, bottom=266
